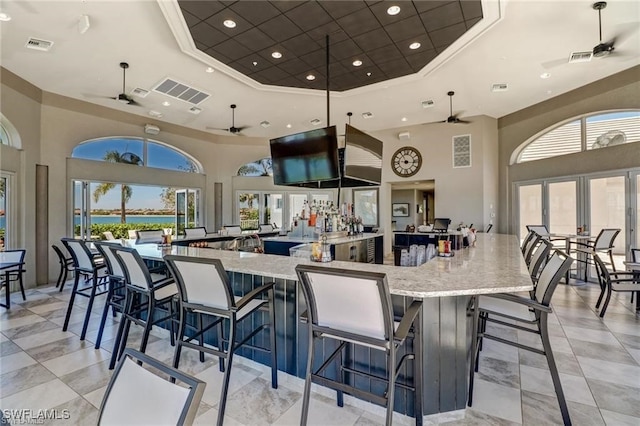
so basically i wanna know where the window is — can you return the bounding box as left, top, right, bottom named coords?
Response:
left=0, top=114, right=21, bottom=148
left=237, top=158, right=273, bottom=176
left=514, top=110, right=640, bottom=164
left=0, top=124, right=9, bottom=146
left=72, top=137, right=201, bottom=173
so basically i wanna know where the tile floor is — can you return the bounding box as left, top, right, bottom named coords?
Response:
left=1, top=278, right=639, bottom=425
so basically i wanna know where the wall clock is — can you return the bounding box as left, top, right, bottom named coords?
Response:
left=391, top=146, right=422, bottom=177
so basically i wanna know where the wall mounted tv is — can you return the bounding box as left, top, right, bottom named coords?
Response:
left=269, top=126, right=340, bottom=187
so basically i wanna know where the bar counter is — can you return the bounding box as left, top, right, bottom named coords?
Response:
left=130, top=233, right=531, bottom=419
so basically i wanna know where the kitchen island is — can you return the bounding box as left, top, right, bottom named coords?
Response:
left=129, top=233, right=531, bottom=420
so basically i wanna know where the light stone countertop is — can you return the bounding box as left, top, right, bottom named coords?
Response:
left=132, top=233, right=532, bottom=298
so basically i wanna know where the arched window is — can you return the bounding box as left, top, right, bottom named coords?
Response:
left=72, top=137, right=202, bottom=173
left=513, top=110, right=640, bottom=164
left=0, top=114, right=21, bottom=148
left=237, top=158, right=273, bottom=176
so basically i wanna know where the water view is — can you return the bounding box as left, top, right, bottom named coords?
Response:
left=74, top=215, right=174, bottom=225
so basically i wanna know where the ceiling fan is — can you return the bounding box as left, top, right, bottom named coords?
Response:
left=431, top=91, right=470, bottom=125
left=112, top=62, right=141, bottom=106
left=543, top=1, right=636, bottom=68
left=207, top=104, right=249, bottom=135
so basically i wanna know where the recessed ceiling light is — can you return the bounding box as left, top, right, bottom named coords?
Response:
left=401, top=117, right=408, bottom=122
left=162, top=101, right=171, bottom=107
left=223, top=19, right=236, bottom=28
left=352, top=60, right=362, bottom=67
left=286, top=124, right=292, bottom=128
left=306, top=74, right=316, bottom=81
left=387, top=5, right=401, bottom=16
left=271, top=51, right=282, bottom=59
left=205, top=67, right=215, bottom=73
left=409, top=42, right=421, bottom=50
left=252, top=61, right=258, bottom=66
left=540, top=72, right=551, bottom=79
left=0, top=12, right=11, bottom=21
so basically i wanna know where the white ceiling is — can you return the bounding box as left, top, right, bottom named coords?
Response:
left=1, top=0, right=639, bottom=139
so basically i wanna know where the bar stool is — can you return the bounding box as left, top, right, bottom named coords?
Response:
left=468, top=250, right=574, bottom=425
left=184, top=227, right=207, bottom=238
left=61, top=238, right=108, bottom=340
left=52, top=244, right=74, bottom=291
left=93, top=241, right=126, bottom=350
left=0, top=249, right=26, bottom=309
left=109, top=245, right=178, bottom=370
left=164, top=255, right=278, bottom=426
left=295, top=264, right=423, bottom=426
left=99, top=348, right=205, bottom=426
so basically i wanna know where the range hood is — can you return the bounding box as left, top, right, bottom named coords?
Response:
left=295, top=124, right=382, bottom=189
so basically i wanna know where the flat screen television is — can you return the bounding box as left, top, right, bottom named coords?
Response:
left=270, top=126, right=340, bottom=186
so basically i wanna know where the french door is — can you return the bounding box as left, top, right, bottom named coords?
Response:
left=516, top=169, right=639, bottom=279
left=175, top=189, right=200, bottom=236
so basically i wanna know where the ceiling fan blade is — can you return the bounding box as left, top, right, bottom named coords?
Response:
left=127, top=97, right=142, bottom=107
left=455, top=118, right=471, bottom=124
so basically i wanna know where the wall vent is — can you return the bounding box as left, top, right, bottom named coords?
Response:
left=453, top=135, right=471, bottom=168
left=25, top=37, right=54, bottom=51
left=131, top=87, right=150, bottom=98
left=491, top=83, right=508, bottom=92
left=153, top=78, right=210, bottom=105
left=568, top=51, right=593, bottom=63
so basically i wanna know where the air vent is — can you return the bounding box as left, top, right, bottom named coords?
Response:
left=362, top=112, right=374, bottom=119
left=310, top=118, right=321, bottom=125
left=148, top=110, right=163, bottom=118
left=260, top=121, right=271, bottom=128
left=25, top=37, right=54, bottom=51
left=452, top=135, right=471, bottom=168
left=153, top=78, right=210, bottom=105
left=421, top=100, right=435, bottom=108
left=568, top=51, right=593, bottom=63
left=491, top=83, right=508, bottom=92
left=131, top=87, right=150, bottom=98
left=188, top=106, right=202, bottom=115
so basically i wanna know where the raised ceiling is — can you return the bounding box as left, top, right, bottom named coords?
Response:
left=178, top=0, right=483, bottom=91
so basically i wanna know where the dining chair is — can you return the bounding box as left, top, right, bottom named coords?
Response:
left=0, top=249, right=26, bottom=309
left=521, top=229, right=536, bottom=257
left=93, top=241, right=126, bottom=350
left=164, top=255, right=278, bottom=426
left=52, top=244, right=75, bottom=291
left=108, top=245, right=178, bottom=369
left=98, top=348, right=205, bottom=426
left=295, top=264, right=423, bottom=426
left=468, top=250, right=573, bottom=426
left=523, top=232, right=542, bottom=266
left=135, top=229, right=164, bottom=244
left=184, top=227, right=207, bottom=238
left=570, top=228, right=620, bottom=281
left=61, top=238, right=108, bottom=340
left=593, top=253, right=639, bottom=318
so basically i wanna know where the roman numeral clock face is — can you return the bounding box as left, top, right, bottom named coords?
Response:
left=391, top=146, right=422, bottom=177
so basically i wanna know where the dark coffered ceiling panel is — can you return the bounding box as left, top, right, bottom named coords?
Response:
left=178, top=0, right=483, bottom=91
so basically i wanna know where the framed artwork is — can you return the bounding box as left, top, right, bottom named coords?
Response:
left=353, top=188, right=379, bottom=226
left=392, top=203, right=410, bottom=217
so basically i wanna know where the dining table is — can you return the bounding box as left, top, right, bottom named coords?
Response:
left=623, top=261, right=640, bottom=313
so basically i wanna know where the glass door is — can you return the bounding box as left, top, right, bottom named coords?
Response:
left=517, top=183, right=542, bottom=241
left=588, top=175, right=626, bottom=272
left=237, top=192, right=259, bottom=231
left=73, top=180, right=91, bottom=239
left=175, top=189, right=199, bottom=235
left=263, top=193, right=283, bottom=229
left=548, top=180, right=577, bottom=235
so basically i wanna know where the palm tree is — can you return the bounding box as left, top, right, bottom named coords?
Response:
left=92, top=150, right=142, bottom=223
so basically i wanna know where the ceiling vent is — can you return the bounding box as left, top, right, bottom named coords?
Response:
left=362, top=112, right=374, bottom=119
left=260, top=121, right=271, bottom=128
left=568, top=51, right=593, bottom=63
left=25, top=37, right=54, bottom=51
left=491, top=83, right=508, bottom=92
left=153, top=78, right=210, bottom=105
left=421, top=100, right=435, bottom=108
left=148, top=110, right=163, bottom=118
left=188, top=106, right=202, bottom=115
left=310, top=118, right=321, bottom=125
left=131, top=87, right=150, bottom=98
